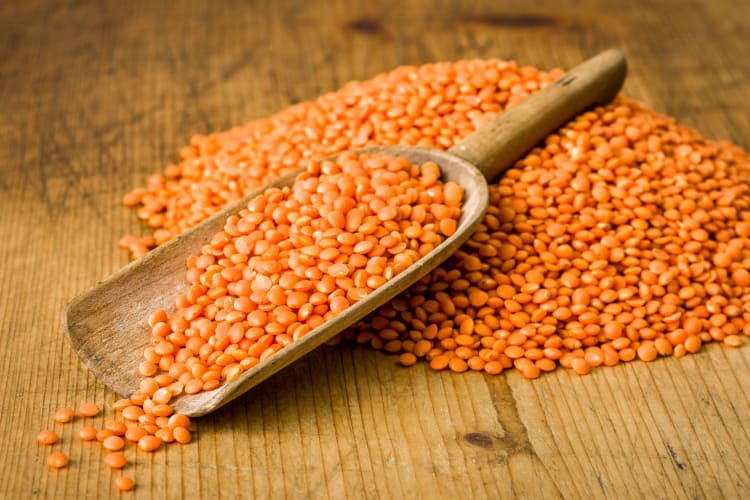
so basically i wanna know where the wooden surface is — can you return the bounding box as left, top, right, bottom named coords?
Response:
left=1, top=0, right=749, bottom=498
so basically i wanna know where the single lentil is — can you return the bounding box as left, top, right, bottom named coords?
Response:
left=78, top=403, right=100, bottom=417
left=54, top=408, right=74, bottom=423
left=37, top=430, right=58, bottom=445
left=47, top=452, right=69, bottom=469
left=104, top=452, right=127, bottom=469
left=116, top=475, right=135, bottom=492
left=79, top=426, right=98, bottom=441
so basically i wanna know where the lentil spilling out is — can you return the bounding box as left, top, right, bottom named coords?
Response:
left=45, top=57, right=750, bottom=491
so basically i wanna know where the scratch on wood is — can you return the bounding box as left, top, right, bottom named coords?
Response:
left=667, top=443, right=687, bottom=470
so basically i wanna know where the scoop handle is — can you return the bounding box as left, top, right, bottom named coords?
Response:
left=448, top=49, right=627, bottom=181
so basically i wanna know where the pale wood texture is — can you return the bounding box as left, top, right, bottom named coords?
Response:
left=2, top=0, right=749, bottom=498
left=63, top=50, right=624, bottom=417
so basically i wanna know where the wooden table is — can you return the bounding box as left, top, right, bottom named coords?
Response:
left=2, top=0, right=749, bottom=497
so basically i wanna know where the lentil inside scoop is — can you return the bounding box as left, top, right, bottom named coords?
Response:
left=138, top=152, right=463, bottom=393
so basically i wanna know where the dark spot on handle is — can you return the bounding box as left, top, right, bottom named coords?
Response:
left=557, top=75, right=577, bottom=87
left=346, top=18, right=382, bottom=35
left=465, top=13, right=557, bottom=29
left=464, top=432, right=494, bottom=449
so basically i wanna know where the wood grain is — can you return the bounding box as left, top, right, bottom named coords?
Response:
left=1, top=0, right=749, bottom=498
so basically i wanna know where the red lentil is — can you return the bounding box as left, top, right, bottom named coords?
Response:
left=116, top=475, right=135, bottom=492
left=136, top=152, right=461, bottom=396
left=37, top=430, right=58, bottom=445
left=78, top=403, right=100, bottom=417
left=79, top=426, right=98, bottom=441
left=349, top=97, right=750, bottom=378
left=47, top=452, right=69, bottom=469
left=104, top=452, right=127, bottom=469
left=137, top=435, right=162, bottom=452
left=103, top=435, right=126, bottom=451
left=54, top=408, right=74, bottom=423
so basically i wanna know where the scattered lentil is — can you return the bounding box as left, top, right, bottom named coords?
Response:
left=37, top=430, right=58, bottom=445
left=47, top=453, right=69, bottom=469
left=78, top=403, right=100, bottom=417
left=79, top=426, right=98, bottom=441
left=54, top=408, right=74, bottom=423
left=104, top=452, right=127, bottom=470
left=116, top=475, right=135, bottom=492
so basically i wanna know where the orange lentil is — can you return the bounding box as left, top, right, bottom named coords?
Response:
left=106, top=421, right=127, bottom=436
left=430, top=355, right=450, bottom=371
left=137, top=435, right=162, bottom=452
left=122, top=406, right=145, bottom=421
left=37, top=430, right=58, bottom=445
left=116, top=476, right=135, bottom=492
left=724, top=335, right=743, bottom=347
left=103, top=435, right=125, bottom=451
left=173, top=427, right=192, bottom=444
left=104, top=452, right=127, bottom=469
left=155, top=429, right=175, bottom=444
left=684, top=335, right=702, bottom=354
left=449, top=357, right=468, bottom=373
left=79, top=426, right=98, bottom=441
left=637, top=343, right=658, bottom=362
left=125, top=426, right=147, bottom=443
left=399, top=352, right=417, bottom=367
left=47, top=452, right=69, bottom=469
left=78, top=402, right=100, bottom=417
left=54, top=407, right=74, bottom=423
left=167, top=414, right=191, bottom=430
left=96, top=429, right=114, bottom=442
left=571, top=358, right=591, bottom=375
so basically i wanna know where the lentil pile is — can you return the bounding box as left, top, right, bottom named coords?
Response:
left=45, top=57, right=750, bottom=491
left=121, top=58, right=749, bottom=381
left=349, top=99, right=750, bottom=377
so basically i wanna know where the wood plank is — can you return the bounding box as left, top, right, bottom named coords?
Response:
left=1, top=0, right=749, bottom=497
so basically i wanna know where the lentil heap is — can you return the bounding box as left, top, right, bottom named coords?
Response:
left=121, top=60, right=564, bottom=255
left=122, top=58, right=750, bottom=381
left=44, top=56, right=750, bottom=493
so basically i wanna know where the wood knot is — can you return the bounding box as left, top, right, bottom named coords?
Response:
left=465, top=13, right=557, bottom=29
left=463, top=432, right=494, bottom=449
left=346, top=18, right=382, bottom=35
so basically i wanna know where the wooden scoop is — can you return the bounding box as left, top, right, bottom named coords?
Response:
left=63, top=50, right=626, bottom=416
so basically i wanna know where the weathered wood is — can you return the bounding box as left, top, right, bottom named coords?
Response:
left=1, top=0, right=749, bottom=498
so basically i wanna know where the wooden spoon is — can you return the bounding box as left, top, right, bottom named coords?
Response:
left=63, top=49, right=626, bottom=416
